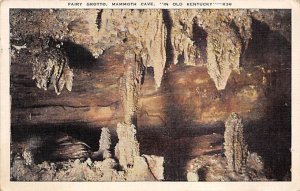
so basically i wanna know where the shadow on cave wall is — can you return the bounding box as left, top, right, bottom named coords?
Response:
left=241, top=18, right=291, bottom=68
left=61, top=41, right=97, bottom=69
left=140, top=16, right=292, bottom=181
left=242, top=18, right=291, bottom=180
left=149, top=64, right=223, bottom=181
left=11, top=123, right=102, bottom=163
left=138, top=122, right=225, bottom=181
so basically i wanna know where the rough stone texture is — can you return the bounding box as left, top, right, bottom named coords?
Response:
left=125, top=156, right=156, bottom=181
left=251, top=9, right=291, bottom=42
left=32, top=46, right=73, bottom=95
left=9, top=9, right=290, bottom=181
left=224, top=113, right=248, bottom=172
left=98, top=127, right=112, bottom=159
left=10, top=9, right=290, bottom=91
left=20, top=135, right=43, bottom=165
left=50, top=133, right=91, bottom=161
left=114, top=123, right=140, bottom=169
left=115, top=50, right=145, bottom=170
left=143, top=154, right=164, bottom=180
left=10, top=9, right=291, bottom=128
left=141, top=11, right=166, bottom=88
left=96, top=10, right=167, bottom=88
left=170, top=10, right=252, bottom=89
left=186, top=153, right=267, bottom=181
left=11, top=156, right=126, bottom=181
left=119, top=50, right=144, bottom=125
left=206, top=31, right=241, bottom=90
left=22, top=148, right=34, bottom=166
left=169, top=10, right=198, bottom=66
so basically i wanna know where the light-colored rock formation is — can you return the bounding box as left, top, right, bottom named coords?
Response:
left=186, top=153, right=267, bottom=181
left=10, top=9, right=290, bottom=91
left=169, top=10, right=198, bottom=66
left=224, top=113, right=248, bottom=172
left=119, top=50, right=143, bottom=125
left=125, top=156, right=156, bottom=181
left=115, top=50, right=142, bottom=169
left=22, top=149, right=34, bottom=166
left=32, top=46, right=73, bottom=95
left=98, top=127, right=112, bottom=159
left=143, top=154, right=164, bottom=180
left=186, top=171, right=199, bottom=182
left=115, top=123, right=140, bottom=169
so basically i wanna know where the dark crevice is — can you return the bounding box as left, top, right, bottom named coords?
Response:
left=162, top=9, right=174, bottom=68
left=96, top=9, right=103, bottom=31
left=11, top=124, right=119, bottom=163
left=61, top=41, right=97, bottom=69
left=241, top=18, right=291, bottom=68
left=177, top=54, right=185, bottom=66
left=15, top=101, right=120, bottom=110
left=192, top=22, right=208, bottom=65
left=241, top=18, right=291, bottom=180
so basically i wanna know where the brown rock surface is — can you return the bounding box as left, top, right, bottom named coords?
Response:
left=10, top=9, right=291, bottom=181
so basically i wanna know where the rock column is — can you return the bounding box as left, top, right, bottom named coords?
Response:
left=115, top=50, right=143, bottom=169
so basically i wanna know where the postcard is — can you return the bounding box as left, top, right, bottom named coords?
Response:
left=1, top=0, right=300, bottom=190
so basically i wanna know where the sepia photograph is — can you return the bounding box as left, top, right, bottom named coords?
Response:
left=1, top=1, right=300, bottom=190
left=8, top=8, right=291, bottom=182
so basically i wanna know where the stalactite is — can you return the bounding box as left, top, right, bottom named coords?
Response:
left=206, top=31, right=242, bottom=90
left=143, top=10, right=167, bottom=88
left=32, top=46, right=73, bottom=95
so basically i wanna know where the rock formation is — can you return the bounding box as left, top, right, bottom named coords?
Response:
left=115, top=50, right=142, bottom=169
left=10, top=9, right=290, bottom=91
left=115, top=123, right=140, bottom=169
left=186, top=153, right=267, bottom=181
left=224, top=113, right=248, bottom=173
left=10, top=9, right=291, bottom=128
left=99, top=128, right=112, bottom=159
left=9, top=9, right=291, bottom=181
left=32, top=46, right=73, bottom=95
left=92, top=127, right=112, bottom=160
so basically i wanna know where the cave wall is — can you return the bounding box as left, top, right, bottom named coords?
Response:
left=10, top=9, right=291, bottom=130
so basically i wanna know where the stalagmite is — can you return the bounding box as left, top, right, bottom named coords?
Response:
left=224, top=112, right=248, bottom=173
left=115, top=123, right=140, bottom=168
left=11, top=9, right=290, bottom=92
left=22, top=149, right=34, bottom=166
left=97, top=127, right=112, bottom=159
